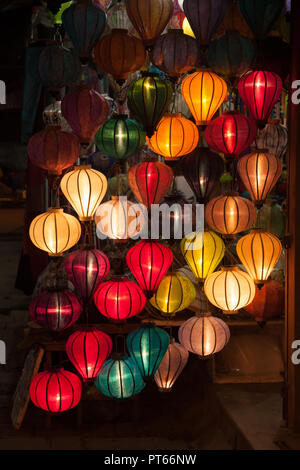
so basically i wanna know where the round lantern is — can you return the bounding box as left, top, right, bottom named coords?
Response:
left=126, top=240, right=173, bottom=297
left=181, top=230, right=225, bottom=283
left=29, top=289, right=82, bottom=331
left=253, top=120, right=288, bottom=161
left=28, top=126, right=80, bottom=176
left=244, top=280, right=284, bottom=323
left=60, top=165, right=107, bottom=222
left=146, top=113, right=199, bottom=161
left=205, top=192, right=256, bottom=237
left=180, top=147, right=224, bottom=203
left=64, top=248, right=110, bottom=304
left=204, top=111, right=257, bottom=160
left=154, top=340, right=189, bottom=392
left=150, top=272, right=196, bottom=316
left=126, top=324, right=170, bottom=380
left=237, top=151, right=283, bottom=208
left=238, top=0, right=285, bottom=40
left=66, top=328, right=112, bottom=382
left=94, top=29, right=146, bottom=83
left=30, top=369, right=82, bottom=413
left=204, top=266, right=256, bottom=314
left=236, top=229, right=282, bottom=288
left=181, top=70, right=227, bottom=126
left=95, top=355, right=146, bottom=400
left=183, top=0, right=227, bottom=46
left=127, top=74, right=173, bottom=138
left=178, top=314, right=230, bottom=357
left=238, top=71, right=283, bottom=129
left=38, top=45, right=80, bottom=89
left=125, top=0, right=174, bottom=47
left=29, top=208, right=81, bottom=256
left=61, top=86, right=109, bottom=143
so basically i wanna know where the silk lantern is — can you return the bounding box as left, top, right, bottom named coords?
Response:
left=253, top=120, right=288, bottom=161
left=245, top=280, right=284, bottom=323
left=154, top=340, right=189, bottom=392
left=238, top=0, right=285, bottom=40
left=150, top=273, right=196, bottom=316
left=38, top=45, right=80, bottom=89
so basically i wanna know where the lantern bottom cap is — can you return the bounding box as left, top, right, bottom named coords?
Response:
left=157, top=387, right=172, bottom=393
left=222, top=310, right=239, bottom=315
left=79, top=216, right=94, bottom=222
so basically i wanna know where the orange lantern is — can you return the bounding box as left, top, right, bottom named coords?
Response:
left=245, top=280, right=284, bottom=324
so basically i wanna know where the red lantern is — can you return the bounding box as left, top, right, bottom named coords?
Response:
left=238, top=71, right=283, bottom=129
left=29, top=290, right=82, bottom=331
left=94, top=278, right=146, bottom=321
left=28, top=126, right=80, bottom=175
left=205, top=111, right=257, bottom=159
left=61, top=86, right=109, bottom=143
left=30, top=369, right=82, bottom=413
left=126, top=240, right=173, bottom=297
left=245, top=280, right=284, bottom=324
left=66, top=328, right=113, bottom=382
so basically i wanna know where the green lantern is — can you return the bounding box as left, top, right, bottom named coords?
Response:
left=95, top=115, right=146, bottom=162
left=126, top=323, right=170, bottom=380
left=127, top=73, right=173, bottom=138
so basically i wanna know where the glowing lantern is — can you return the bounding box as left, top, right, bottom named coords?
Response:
left=181, top=230, right=225, bottom=283
left=30, top=369, right=82, bottom=413
left=238, top=0, right=285, bottom=40
left=238, top=71, right=283, bottom=129
left=29, top=290, right=82, bottom=331
left=94, top=277, right=146, bottom=321
left=182, top=17, right=195, bottom=38
left=146, top=113, right=199, bottom=161
left=183, top=0, right=227, bottom=46
left=154, top=340, right=189, bottom=392
left=236, top=229, right=282, bottom=288
left=244, top=280, right=284, bottom=323
left=126, top=240, right=173, bottom=297
left=126, top=324, right=170, bottom=380
left=237, top=151, right=283, bottom=208
left=150, top=273, right=196, bottom=316
left=181, top=70, right=227, bottom=126
left=38, top=45, right=80, bottom=89
left=29, top=208, right=81, bottom=256
left=178, top=314, right=230, bottom=357
left=204, top=267, right=256, bottom=314
left=66, top=328, right=112, bottom=382
left=253, top=120, right=288, bottom=161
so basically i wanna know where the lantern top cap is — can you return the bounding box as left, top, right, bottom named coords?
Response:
left=164, top=112, right=182, bottom=119
left=47, top=207, right=63, bottom=214
left=220, top=266, right=240, bottom=272
left=222, top=191, right=240, bottom=197
left=73, top=164, right=92, bottom=171
left=196, top=312, right=212, bottom=318
left=111, top=28, right=129, bottom=33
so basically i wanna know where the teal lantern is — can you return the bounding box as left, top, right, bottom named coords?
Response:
left=95, top=115, right=146, bottom=162
left=238, top=0, right=285, bottom=40
left=126, top=324, right=170, bottom=380
left=95, top=355, right=146, bottom=400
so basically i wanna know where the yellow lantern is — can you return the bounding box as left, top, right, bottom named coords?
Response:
left=182, top=17, right=196, bottom=39
left=181, top=230, right=225, bottom=283
left=29, top=208, right=81, bottom=257
left=60, top=165, right=107, bottom=221
left=236, top=229, right=282, bottom=288
left=154, top=340, right=189, bottom=392
left=150, top=272, right=196, bottom=316
left=204, top=266, right=255, bottom=314
left=181, top=70, right=227, bottom=126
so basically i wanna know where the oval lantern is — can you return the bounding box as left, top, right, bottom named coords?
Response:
left=183, top=0, right=227, bottom=46
left=29, top=208, right=81, bottom=256
left=150, top=272, right=196, bottom=316
left=154, top=340, right=189, bottom=392
left=30, top=369, right=82, bottom=413
left=238, top=0, right=285, bottom=40
left=66, top=328, right=112, bottom=382
left=178, top=314, right=230, bottom=357
left=245, top=280, right=284, bottom=323
left=127, top=324, right=170, bottom=380
left=236, top=229, right=282, bottom=288
left=204, top=266, right=256, bottom=314
left=126, top=240, right=173, bottom=297
left=29, top=289, right=82, bottom=331
left=237, top=151, right=283, bottom=208
left=181, top=70, right=227, bottom=126
left=38, top=45, right=80, bottom=89
left=253, top=120, right=288, bottom=161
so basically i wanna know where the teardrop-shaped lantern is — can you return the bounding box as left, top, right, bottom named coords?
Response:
left=150, top=272, right=196, bottom=316
left=183, top=0, right=227, bottom=46
left=238, top=0, right=285, bottom=40
left=38, top=45, right=80, bottom=89
left=154, top=340, right=189, bottom=392
left=253, top=120, right=288, bottom=161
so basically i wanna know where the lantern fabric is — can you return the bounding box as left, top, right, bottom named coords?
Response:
left=238, top=0, right=285, bottom=40
left=30, top=369, right=82, bottom=413
left=95, top=355, right=146, bottom=400
left=38, top=45, right=80, bottom=89
left=60, top=165, right=107, bottom=221
left=150, top=273, right=196, bottom=316
left=29, top=290, right=82, bottom=331
left=254, top=37, right=290, bottom=83
left=94, top=277, right=146, bottom=321
left=127, top=74, right=173, bottom=138
left=156, top=193, right=197, bottom=240
left=181, top=230, right=225, bottom=282
left=29, top=208, right=81, bottom=256
left=178, top=314, right=230, bottom=357
left=236, top=229, right=282, bottom=287
left=205, top=111, right=257, bottom=160
left=64, top=248, right=110, bottom=304
left=237, top=71, right=283, bottom=129
left=204, top=266, right=256, bottom=314
left=146, top=113, right=199, bottom=161
left=61, top=86, right=109, bottom=143
left=181, top=70, right=227, bottom=126
left=66, top=328, right=112, bottom=382
left=28, top=126, right=80, bottom=175
left=154, top=340, right=189, bottom=392
left=253, top=120, right=288, bottom=161
left=258, top=200, right=286, bottom=239
left=127, top=324, right=170, bottom=379
left=125, top=0, right=174, bottom=47
left=126, top=240, right=173, bottom=297
left=237, top=151, right=283, bottom=208
left=244, top=280, right=284, bottom=323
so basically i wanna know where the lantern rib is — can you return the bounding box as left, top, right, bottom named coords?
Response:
left=45, top=373, right=52, bottom=412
